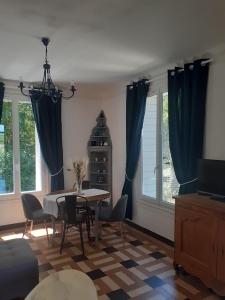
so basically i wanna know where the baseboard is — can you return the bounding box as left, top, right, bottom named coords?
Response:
left=125, top=219, right=174, bottom=247
left=0, top=221, right=25, bottom=231
left=0, top=220, right=44, bottom=231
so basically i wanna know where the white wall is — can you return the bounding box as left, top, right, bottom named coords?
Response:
left=99, top=83, right=126, bottom=204
left=62, top=84, right=102, bottom=189
left=204, top=53, right=225, bottom=160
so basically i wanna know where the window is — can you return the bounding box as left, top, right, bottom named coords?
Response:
left=0, top=97, right=47, bottom=197
left=0, top=101, right=13, bottom=193
left=142, top=95, right=157, bottom=198
left=19, top=103, right=42, bottom=192
left=142, top=92, right=179, bottom=205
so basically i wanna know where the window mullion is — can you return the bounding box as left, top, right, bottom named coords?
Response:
left=12, top=101, right=20, bottom=195
left=156, top=89, right=163, bottom=204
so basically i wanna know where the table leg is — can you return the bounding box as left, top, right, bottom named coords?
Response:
left=95, top=201, right=100, bottom=242
left=51, top=216, right=56, bottom=238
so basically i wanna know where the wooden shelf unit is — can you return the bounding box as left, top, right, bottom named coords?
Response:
left=87, top=111, right=112, bottom=205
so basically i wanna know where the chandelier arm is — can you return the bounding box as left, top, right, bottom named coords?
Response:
left=18, top=83, right=30, bottom=97
left=62, top=88, right=76, bottom=100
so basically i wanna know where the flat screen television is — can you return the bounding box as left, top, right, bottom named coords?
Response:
left=198, top=159, right=225, bottom=198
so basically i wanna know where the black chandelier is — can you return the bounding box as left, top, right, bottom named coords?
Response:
left=19, top=37, right=76, bottom=103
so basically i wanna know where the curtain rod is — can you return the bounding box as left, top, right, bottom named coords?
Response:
left=130, top=58, right=214, bottom=86
left=174, top=58, right=213, bottom=73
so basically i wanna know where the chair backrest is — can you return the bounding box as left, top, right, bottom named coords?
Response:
left=56, top=195, right=78, bottom=224
left=110, top=194, right=128, bottom=221
left=21, top=194, right=42, bottom=220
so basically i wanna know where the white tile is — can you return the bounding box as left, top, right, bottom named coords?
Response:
left=114, top=251, right=129, bottom=261
left=128, top=285, right=152, bottom=298
left=94, top=257, right=114, bottom=266
left=125, top=248, right=141, bottom=258
left=101, top=263, right=121, bottom=272
left=77, top=261, right=91, bottom=272
left=137, top=257, right=156, bottom=265
left=101, top=276, right=120, bottom=291
left=137, top=245, right=151, bottom=254
left=116, top=271, right=135, bottom=286
left=157, top=269, right=175, bottom=279
left=146, top=263, right=166, bottom=273
left=107, top=238, right=123, bottom=244
left=113, top=242, right=129, bottom=249
left=129, top=267, right=148, bottom=280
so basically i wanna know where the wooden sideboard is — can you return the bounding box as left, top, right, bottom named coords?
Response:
left=174, top=193, right=225, bottom=296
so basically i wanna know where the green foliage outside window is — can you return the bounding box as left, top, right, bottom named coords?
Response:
left=0, top=102, right=13, bottom=192
left=0, top=102, right=36, bottom=193
left=19, top=103, right=36, bottom=192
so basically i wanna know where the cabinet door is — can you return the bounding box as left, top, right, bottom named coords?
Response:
left=175, top=207, right=218, bottom=281
left=217, top=218, right=225, bottom=282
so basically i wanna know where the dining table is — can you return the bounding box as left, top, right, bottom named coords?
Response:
left=43, top=188, right=110, bottom=242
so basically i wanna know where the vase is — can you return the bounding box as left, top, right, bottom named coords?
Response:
left=76, top=180, right=83, bottom=194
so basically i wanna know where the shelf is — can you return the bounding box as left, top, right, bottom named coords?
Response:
left=91, top=172, right=108, bottom=175
left=91, top=183, right=109, bottom=186
left=88, top=146, right=111, bottom=149
left=92, top=136, right=110, bottom=138
left=90, top=161, right=108, bottom=164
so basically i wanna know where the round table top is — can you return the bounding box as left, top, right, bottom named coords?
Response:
left=25, top=269, right=98, bottom=300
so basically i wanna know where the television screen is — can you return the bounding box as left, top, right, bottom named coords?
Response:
left=198, top=159, right=225, bottom=197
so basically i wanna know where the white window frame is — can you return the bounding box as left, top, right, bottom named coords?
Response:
left=0, top=89, right=49, bottom=201
left=136, top=78, right=176, bottom=210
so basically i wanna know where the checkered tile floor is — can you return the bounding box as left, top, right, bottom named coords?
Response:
left=0, top=223, right=221, bottom=300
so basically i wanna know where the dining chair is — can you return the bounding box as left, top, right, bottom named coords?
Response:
left=21, top=194, right=50, bottom=239
left=82, top=180, right=91, bottom=189
left=56, top=195, right=91, bottom=255
left=82, top=180, right=111, bottom=225
left=99, top=194, right=128, bottom=238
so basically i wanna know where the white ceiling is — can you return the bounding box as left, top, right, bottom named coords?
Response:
left=0, top=0, right=225, bottom=83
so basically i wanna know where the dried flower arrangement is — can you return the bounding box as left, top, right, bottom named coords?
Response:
left=67, top=159, right=88, bottom=193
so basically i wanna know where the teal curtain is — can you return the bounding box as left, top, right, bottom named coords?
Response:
left=30, top=92, right=64, bottom=192
left=0, top=82, right=5, bottom=123
left=168, top=59, right=209, bottom=194
left=122, top=79, right=150, bottom=219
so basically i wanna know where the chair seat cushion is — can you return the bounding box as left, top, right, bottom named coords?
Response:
left=32, top=209, right=50, bottom=220
left=0, top=238, right=39, bottom=300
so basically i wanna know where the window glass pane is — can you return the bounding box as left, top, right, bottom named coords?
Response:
left=162, top=93, right=179, bottom=204
left=0, top=102, right=14, bottom=194
left=19, top=103, right=42, bottom=192
left=142, top=95, right=157, bottom=198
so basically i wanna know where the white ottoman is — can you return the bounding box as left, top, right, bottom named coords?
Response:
left=25, top=269, right=98, bottom=300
